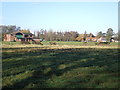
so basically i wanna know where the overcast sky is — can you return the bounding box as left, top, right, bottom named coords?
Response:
left=1, top=2, right=118, bottom=35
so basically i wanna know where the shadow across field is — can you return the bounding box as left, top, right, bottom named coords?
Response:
left=2, top=48, right=119, bottom=88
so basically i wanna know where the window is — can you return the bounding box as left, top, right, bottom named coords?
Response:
left=25, top=35, right=28, bottom=37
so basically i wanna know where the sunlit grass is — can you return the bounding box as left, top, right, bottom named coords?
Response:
left=2, top=41, right=120, bottom=88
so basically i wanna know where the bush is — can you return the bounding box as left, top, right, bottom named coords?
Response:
left=49, top=42, right=57, bottom=45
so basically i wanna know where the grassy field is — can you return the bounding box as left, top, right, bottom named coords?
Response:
left=2, top=41, right=120, bottom=88
left=2, top=41, right=119, bottom=46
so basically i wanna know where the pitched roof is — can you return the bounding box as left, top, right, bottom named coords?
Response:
left=11, top=30, right=33, bottom=35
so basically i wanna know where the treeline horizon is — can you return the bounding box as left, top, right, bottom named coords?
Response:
left=1, top=25, right=120, bottom=41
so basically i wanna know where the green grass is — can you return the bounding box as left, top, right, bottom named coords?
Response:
left=42, top=41, right=119, bottom=46
left=2, top=41, right=119, bottom=46
left=2, top=42, right=120, bottom=89
left=2, top=41, right=119, bottom=88
left=2, top=41, right=21, bottom=45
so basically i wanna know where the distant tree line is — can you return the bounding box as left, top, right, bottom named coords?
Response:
left=1, top=25, right=119, bottom=42
left=34, top=29, right=79, bottom=41
left=0, top=25, right=21, bottom=34
left=0, top=25, right=21, bottom=41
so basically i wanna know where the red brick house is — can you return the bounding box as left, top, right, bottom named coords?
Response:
left=3, top=30, right=34, bottom=42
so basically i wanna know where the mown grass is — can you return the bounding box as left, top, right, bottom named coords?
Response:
left=41, top=41, right=119, bottom=46
left=2, top=41, right=120, bottom=88
left=2, top=41, right=119, bottom=46
left=2, top=41, right=21, bottom=45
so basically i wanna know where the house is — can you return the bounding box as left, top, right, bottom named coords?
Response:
left=97, top=36, right=107, bottom=42
left=3, top=30, right=43, bottom=44
left=97, top=35, right=118, bottom=42
left=86, top=37, right=97, bottom=42
left=3, top=34, right=15, bottom=41
left=75, top=33, right=97, bottom=42
left=75, top=34, right=84, bottom=41
left=3, top=30, right=34, bottom=42
left=110, top=35, right=119, bottom=42
left=86, top=33, right=97, bottom=42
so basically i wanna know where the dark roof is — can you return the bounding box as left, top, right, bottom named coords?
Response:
left=13, top=31, right=33, bottom=35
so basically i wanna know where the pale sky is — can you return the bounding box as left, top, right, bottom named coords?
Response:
left=1, top=2, right=118, bottom=35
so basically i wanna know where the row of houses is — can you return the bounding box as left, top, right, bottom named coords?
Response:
left=75, top=33, right=117, bottom=42
left=3, top=31, right=117, bottom=42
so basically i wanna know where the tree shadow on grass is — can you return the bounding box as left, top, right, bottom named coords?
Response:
left=2, top=48, right=119, bottom=88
